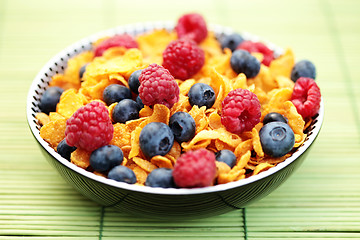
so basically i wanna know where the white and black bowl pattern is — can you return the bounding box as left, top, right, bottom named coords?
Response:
left=27, top=22, right=324, bottom=219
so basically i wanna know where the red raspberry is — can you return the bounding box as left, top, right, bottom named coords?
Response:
left=138, top=63, right=180, bottom=108
left=175, top=13, right=208, bottom=43
left=94, top=34, right=138, bottom=57
left=173, top=148, right=217, bottom=188
left=291, top=77, right=321, bottom=118
left=162, top=39, right=205, bottom=80
left=221, top=88, right=261, bottom=134
left=65, top=101, right=114, bottom=152
left=237, top=40, right=274, bottom=66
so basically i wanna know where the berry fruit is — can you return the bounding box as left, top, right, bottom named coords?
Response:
left=94, top=34, right=138, bottom=57
left=162, top=39, right=205, bottom=80
left=57, top=139, right=77, bottom=161
left=259, top=122, right=295, bottom=157
left=135, top=95, right=144, bottom=110
left=79, top=63, right=88, bottom=79
left=103, top=84, right=132, bottom=106
left=221, top=88, right=261, bottom=134
left=39, top=87, right=64, bottom=114
left=112, top=99, right=139, bottom=124
left=230, top=49, right=261, bottom=78
left=263, top=112, right=287, bottom=125
left=173, top=148, right=217, bottom=188
left=291, top=77, right=321, bottom=118
left=188, top=83, right=216, bottom=109
left=221, top=33, right=244, bottom=52
left=90, top=145, right=123, bottom=172
left=138, top=63, right=180, bottom=108
left=175, top=13, right=208, bottom=43
left=128, top=69, right=142, bottom=94
left=169, top=111, right=196, bottom=143
left=145, top=168, right=176, bottom=188
left=108, top=165, right=137, bottom=184
left=237, top=40, right=274, bottom=66
left=291, top=60, right=317, bottom=82
left=139, top=122, right=174, bottom=158
left=65, top=101, right=114, bottom=152
left=215, top=149, right=237, bottom=168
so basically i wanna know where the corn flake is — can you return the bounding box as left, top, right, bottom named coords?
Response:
left=70, top=148, right=91, bottom=169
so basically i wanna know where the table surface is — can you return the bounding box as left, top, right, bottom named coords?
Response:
left=1, top=0, right=360, bottom=239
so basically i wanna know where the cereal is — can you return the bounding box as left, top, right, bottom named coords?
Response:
left=70, top=148, right=91, bottom=169
left=39, top=114, right=66, bottom=148
left=38, top=15, right=319, bottom=188
left=56, top=89, right=88, bottom=119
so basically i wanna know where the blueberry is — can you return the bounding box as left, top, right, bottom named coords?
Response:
left=139, top=122, right=174, bottom=158
left=90, top=145, right=124, bottom=172
left=188, top=83, right=216, bottom=109
left=79, top=63, right=88, bottom=79
left=291, top=60, right=316, bottom=82
left=103, top=84, right=132, bottom=106
left=145, top=168, right=176, bottom=188
left=169, top=111, right=196, bottom=143
left=39, top=86, right=64, bottom=114
left=108, top=165, right=137, bottom=184
left=263, top=112, right=287, bottom=125
left=128, top=69, right=142, bottom=94
left=135, top=95, right=144, bottom=110
left=112, top=99, right=139, bottom=124
left=57, top=139, right=76, bottom=161
left=230, top=49, right=260, bottom=78
left=215, top=149, right=237, bottom=168
left=221, top=33, right=244, bottom=52
left=259, top=122, right=295, bottom=158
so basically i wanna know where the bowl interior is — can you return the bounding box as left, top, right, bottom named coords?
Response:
left=27, top=22, right=324, bottom=196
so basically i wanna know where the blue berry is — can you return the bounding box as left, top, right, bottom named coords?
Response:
left=128, top=69, right=142, bottom=94
left=188, top=83, right=216, bottom=109
left=90, top=145, right=123, bottom=172
left=259, top=122, right=295, bottom=158
left=112, top=99, right=139, bottom=124
left=291, top=60, right=316, bottom=82
left=57, top=139, right=76, bottom=161
left=79, top=63, right=88, bottom=79
left=139, top=122, right=174, bottom=158
left=169, top=111, right=196, bottom=143
left=215, top=149, right=237, bottom=168
left=103, top=84, right=132, bottom=106
left=263, top=112, right=287, bottom=125
left=39, top=86, right=64, bottom=114
left=230, top=49, right=260, bottom=78
left=108, top=165, right=137, bottom=184
left=221, top=33, right=244, bottom=52
left=135, top=95, right=144, bottom=110
left=145, top=168, right=176, bottom=188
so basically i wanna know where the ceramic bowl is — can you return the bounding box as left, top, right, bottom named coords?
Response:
left=27, top=22, right=324, bottom=219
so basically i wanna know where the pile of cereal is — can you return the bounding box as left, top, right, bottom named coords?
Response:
left=36, top=13, right=321, bottom=188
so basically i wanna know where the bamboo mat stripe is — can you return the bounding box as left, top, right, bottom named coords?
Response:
left=1, top=0, right=360, bottom=239
left=321, top=0, right=360, bottom=139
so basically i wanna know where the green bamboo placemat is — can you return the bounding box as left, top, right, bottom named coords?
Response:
left=1, top=0, right=360, bottom=239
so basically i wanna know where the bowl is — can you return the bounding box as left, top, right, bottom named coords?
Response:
left=27, top=22, right=324, bottom=219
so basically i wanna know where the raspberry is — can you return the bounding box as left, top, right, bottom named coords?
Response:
left=138, top=63, right=180, bottom=108
left=175, top=13, right=208, bottom=43
left=173, top=148, right=216, bottom=188
left=162, top=39, right=205, bottom=80
left=65, top=101, right=114, bottom=152
left=94, top=34, right=138, bottom=57
left=221, top=88, right=261, bottom=134
left=291, top=77, right=321, bottom=118
left=237, top=40, right=274, bottom=66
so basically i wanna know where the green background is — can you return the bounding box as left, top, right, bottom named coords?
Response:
left=1, top=0, right=360, bottom=239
